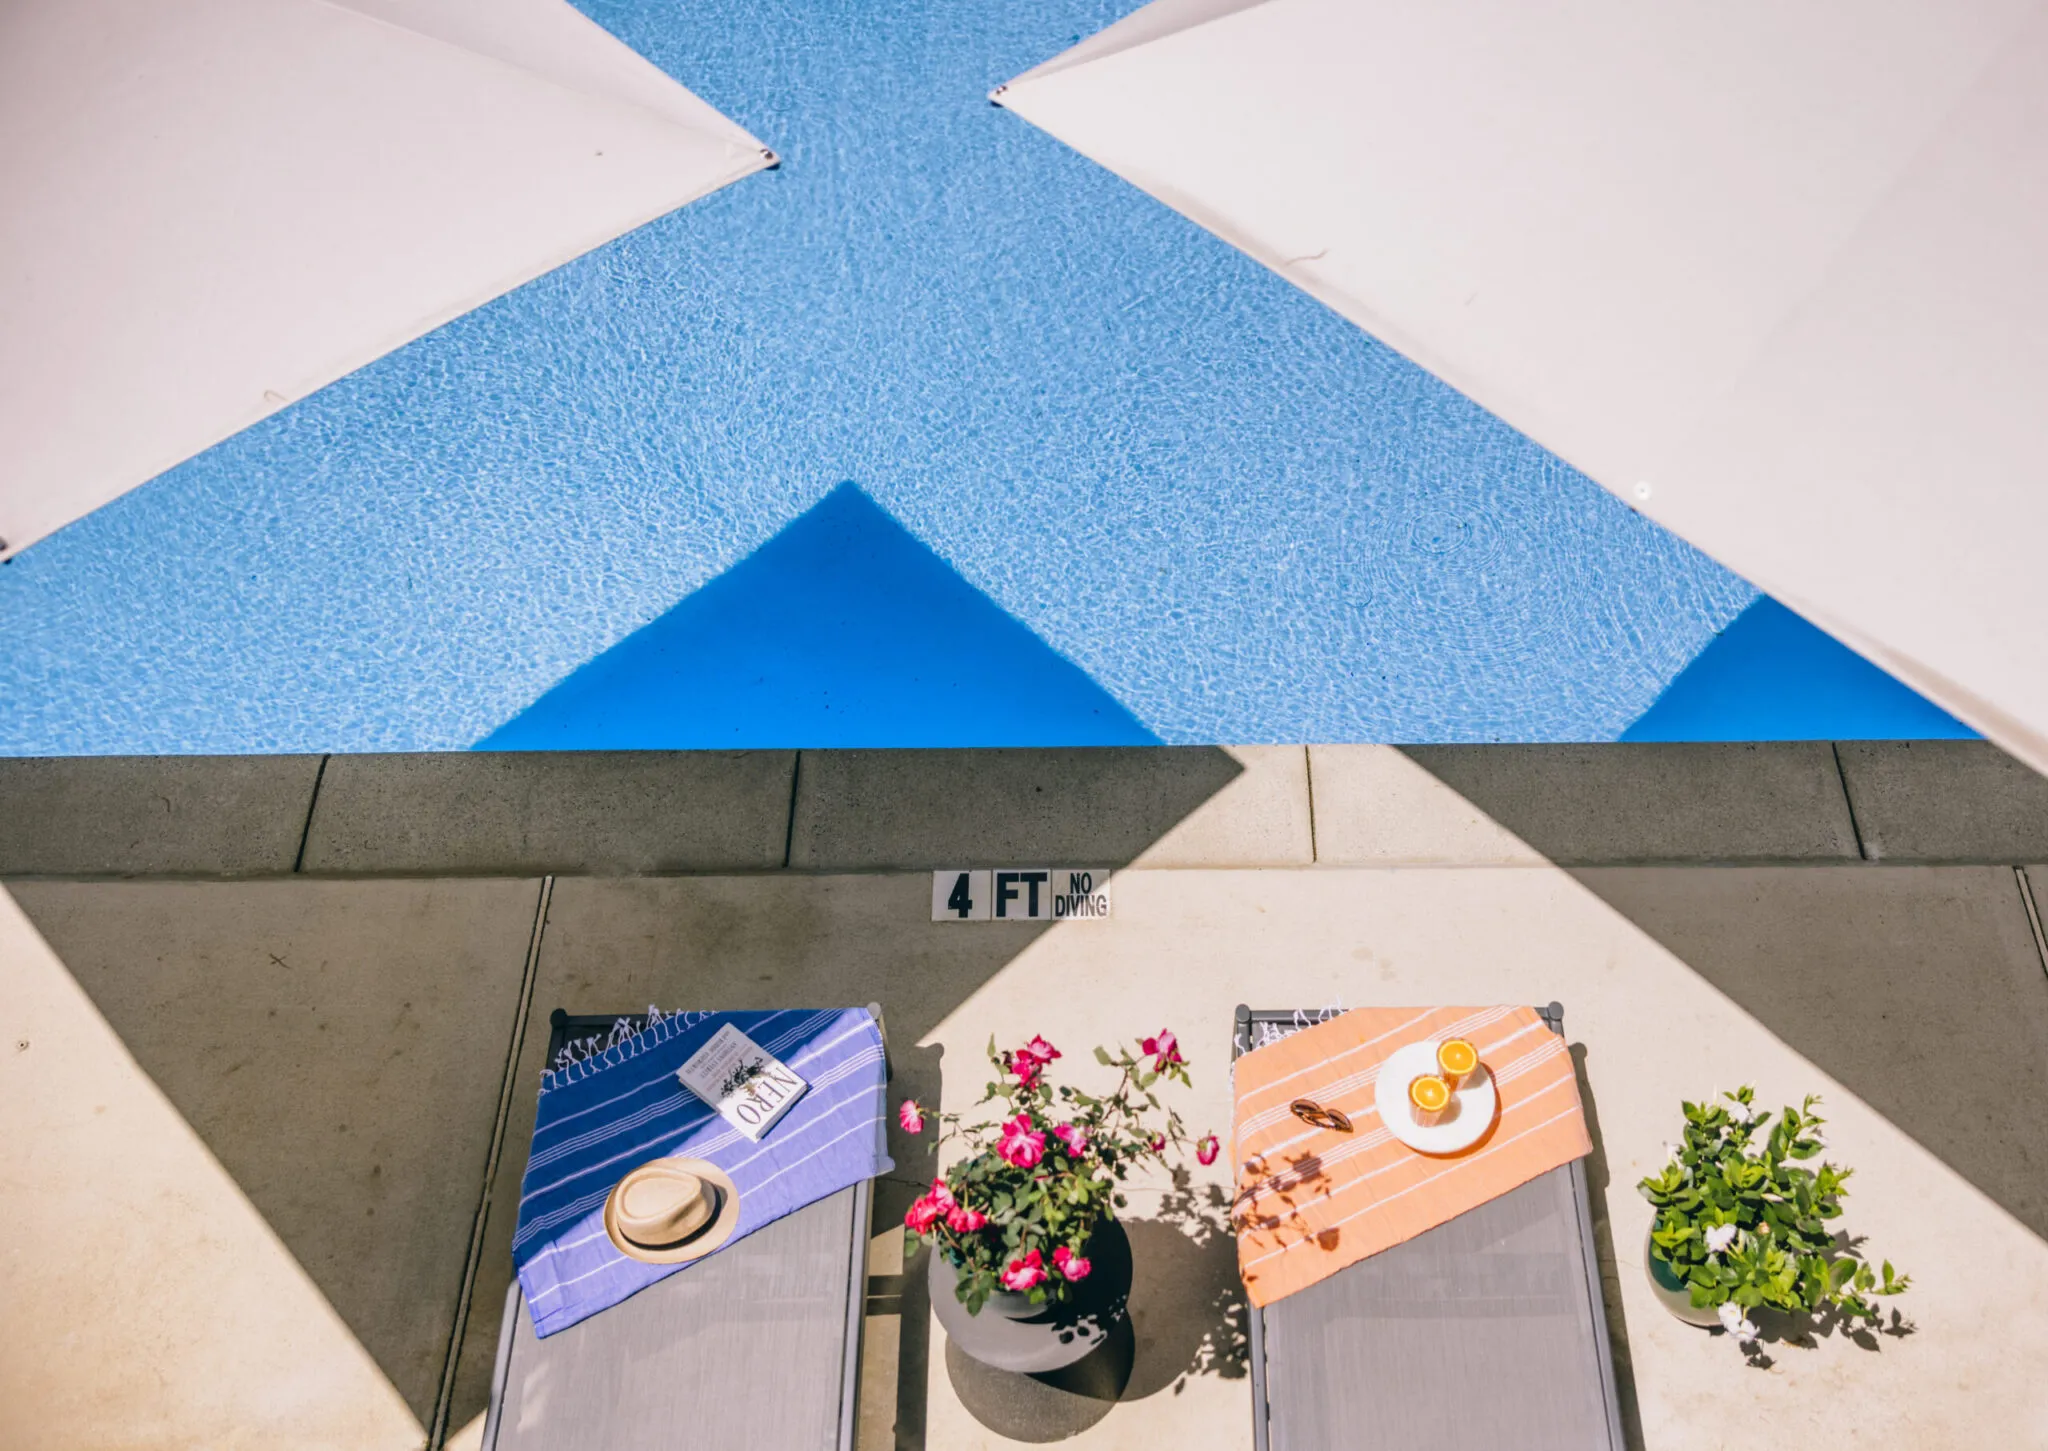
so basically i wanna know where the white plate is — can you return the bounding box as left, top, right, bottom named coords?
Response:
left=1373, top=1041, right=1498, bottom=1156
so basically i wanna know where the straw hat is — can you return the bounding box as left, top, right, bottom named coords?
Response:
left=602, top=1157, right=742, bottom=1264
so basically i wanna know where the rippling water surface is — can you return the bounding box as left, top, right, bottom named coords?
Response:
left=0, top=0, right=1785, bottom=752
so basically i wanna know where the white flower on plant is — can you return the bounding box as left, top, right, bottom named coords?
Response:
left=1717, top=1301, right=1759, bottom=1340
left=1703, top=1223, right=1739, bottom=1254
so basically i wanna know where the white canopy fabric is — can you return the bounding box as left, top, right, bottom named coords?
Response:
left=998, top=0, right=2048, bottom=770
left=0, top=0, right=770, bottom=560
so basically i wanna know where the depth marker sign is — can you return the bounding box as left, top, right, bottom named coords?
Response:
left=931, top=869, right=1112, bottom=922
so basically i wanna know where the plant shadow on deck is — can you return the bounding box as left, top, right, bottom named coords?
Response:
left=1737, top=1255, right=1917, bottom=1371
left=934, top=1167, right=1246, bottom=1445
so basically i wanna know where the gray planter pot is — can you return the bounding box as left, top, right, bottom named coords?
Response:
left=929, top=1218, right=1133, bottom=1375
left=1644, top=1227, right=1723, bottom=1328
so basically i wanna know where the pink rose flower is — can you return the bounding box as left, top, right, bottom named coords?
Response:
left=945, top=1203, right=988, bottom=1233
left=904, top=1195, right=944, bottom=1233
left=930, top=1179, right=957, bottom=1212
left=1000, top=1248, right=1046, bottom=1291
left=998, top=1114, right=1046, bottom=1169
left=897, top=1099, right=925, bottom=1134
left=1196, top=1133, right=1220, bottom=1166
left=1022, top=1035, right=1062, bottom=1065
left=1140, top=1029, right=1183, bottom=1072
left=1053, top=1244, right=1093, bottom=1282
left=1004, top=1051, right=1042, bottom=1089
left=1148, top=1133, right=1166, bottom=1153
left=1053, top=1123, right=1090, bottom=1156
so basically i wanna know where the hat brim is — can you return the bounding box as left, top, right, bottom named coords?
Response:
left=603, top=1157, right=743, bottom=1265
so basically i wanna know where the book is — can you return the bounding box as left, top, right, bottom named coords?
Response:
left=676, top=1023, right=809, bottom=1141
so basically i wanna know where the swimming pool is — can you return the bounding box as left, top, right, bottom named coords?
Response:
left=0, top=0, right=1970, bottom=753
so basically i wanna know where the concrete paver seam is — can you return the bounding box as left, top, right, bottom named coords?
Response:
left=428, top=873, right=553, bottom=1450
left=782, top=751, right=802, bottom=870
left=1830, top=742, right=1871, bottom=861
left=1303, top=744, right=1319, bottom=864
left=291, top=754, right=330, bottom=874
left=2015, top=866, right=2048, bottom=989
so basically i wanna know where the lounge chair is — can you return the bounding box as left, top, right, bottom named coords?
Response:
left=1232, top=1003, right=1625, bottom=1451
left=480, top=1008, right=885, bottom=1451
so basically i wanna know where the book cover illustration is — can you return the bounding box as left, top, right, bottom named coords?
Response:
left=676, top=1023, right=810, bottom=1141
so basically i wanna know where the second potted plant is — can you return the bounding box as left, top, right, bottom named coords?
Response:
left=1638, top=1086, right=1908, bottom=1342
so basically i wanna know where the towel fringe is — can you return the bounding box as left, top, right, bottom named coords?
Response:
left=542, top=1006, right=715, bottom=1094
left=1251, top=1001, right=1347, bottom=1051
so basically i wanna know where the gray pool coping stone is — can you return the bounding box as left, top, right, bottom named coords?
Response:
left=2, top=741, right=2045, bottom=877
left=1391, top=741, right=1862, bottom=864
left=1835, top=741, right=2048, bottom=863
left=0, top=754, right=322, bottom=876
left=785, top=746, right=1247, bottom=871
left=298, top=751, right=797, bottom=876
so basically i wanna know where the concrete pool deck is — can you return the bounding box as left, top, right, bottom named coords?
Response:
left=4, top=743, right=2047, bottom=1448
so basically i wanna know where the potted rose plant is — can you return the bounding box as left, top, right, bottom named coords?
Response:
left=1638, top=1087, right=1908, bottom=1343
left=897, top=1030, right=1217, bottom=1372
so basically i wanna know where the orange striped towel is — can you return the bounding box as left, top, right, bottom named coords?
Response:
left=1233, top=1006, right=1591, bottom=1308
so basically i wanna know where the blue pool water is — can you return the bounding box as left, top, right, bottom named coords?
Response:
left=0, top=0, right=1969, bottom=753
left=1622, top=599, right=1968, bottom=742
left=482, top=484, right=1160, bottom=749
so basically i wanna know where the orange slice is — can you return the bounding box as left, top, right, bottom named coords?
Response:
left=1408, top=1073, right=1452, bottom=1125
left=1436, top=1038, right=1479, bottom=1088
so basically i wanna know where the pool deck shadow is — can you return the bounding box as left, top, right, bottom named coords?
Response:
left=3, top=745, right=1247, bottom=1449
left=1383, top=745, right=2048, bottom=1244
left=7, top=741, right=2048, bottom=1450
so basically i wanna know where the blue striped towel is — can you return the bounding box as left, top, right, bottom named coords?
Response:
left=513, top=1007, right=892, bottom=1337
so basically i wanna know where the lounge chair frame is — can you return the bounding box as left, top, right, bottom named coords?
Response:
left=1232, top=1002, right=1624, bottom=1451
left=480, top=1006, right=884, bottom=1451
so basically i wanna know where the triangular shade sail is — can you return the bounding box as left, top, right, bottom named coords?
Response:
left=998, top=0, right=2048, bottom=772
left=0, top=0, right=771, bottom=560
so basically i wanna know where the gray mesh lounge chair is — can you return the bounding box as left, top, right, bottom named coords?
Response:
left=480, top=1008, right=884, bottom=1451
left=1232, top=1003, right=1624, bottom=1451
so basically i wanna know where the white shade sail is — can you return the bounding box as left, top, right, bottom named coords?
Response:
left=999, top=0, right=2048, bottom=769
left=0, top=0, right=771, bottom=560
